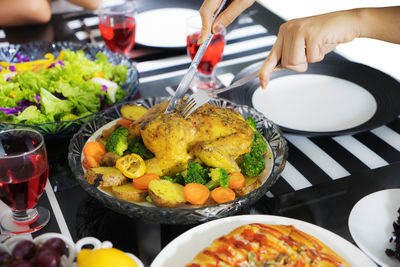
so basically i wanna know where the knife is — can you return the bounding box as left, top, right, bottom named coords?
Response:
left=164, top=0, right=231, bottom=114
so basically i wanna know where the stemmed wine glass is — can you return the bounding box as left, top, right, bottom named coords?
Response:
left=0, top=128, right=50, bottom=234
left=186, top=14, right=227, bottom=90
left=98, top=0, right=137, bottom=56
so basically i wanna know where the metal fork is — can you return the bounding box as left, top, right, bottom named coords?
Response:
left=179, top=70, right=259, bottom=118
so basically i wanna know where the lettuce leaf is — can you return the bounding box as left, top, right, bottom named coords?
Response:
left=15, top=106, right=50, bottom=124
left=40, top=88, right=73, bottom=118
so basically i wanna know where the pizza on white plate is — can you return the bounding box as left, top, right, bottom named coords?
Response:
left=185, top=223, right=350, bottom=267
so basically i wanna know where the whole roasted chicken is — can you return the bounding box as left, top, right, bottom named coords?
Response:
left=130, top=101, right=254, bottom=176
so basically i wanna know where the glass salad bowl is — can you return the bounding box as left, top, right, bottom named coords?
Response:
left=0, top=42, right=139, bottom=139
left=68, top=97, right=288, bottom=224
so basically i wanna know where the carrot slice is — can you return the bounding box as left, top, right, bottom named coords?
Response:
left=228, top=172, right=245, bottom=189
left=83, top=141, right=106, bottom=161
left=82, top=155, right=99, bottom=169
left=133, top=173, right=160, bottom=190
left=184, top=183, right=210, bottom=205
left=116, top=119, right=133, bottom=128
left=211, top=187, right=235, bottom=204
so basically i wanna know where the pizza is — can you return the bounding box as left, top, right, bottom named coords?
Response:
left=185, top=224, right=350, bottom=267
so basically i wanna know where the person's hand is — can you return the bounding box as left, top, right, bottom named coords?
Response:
left=198, top=0, right=255, bottom=43
left=259, top=9, right=362, bottom=88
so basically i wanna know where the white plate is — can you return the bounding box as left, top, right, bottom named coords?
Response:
left=151, top=214, right=376, bottom=267
left=252, top=74, right=377, bottom=133
left=136, top=8, right=198, bottom=48
left=349, top=189, right=400, bottom=267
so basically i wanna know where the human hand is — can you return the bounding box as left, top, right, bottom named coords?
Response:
left=198, top=0, right=255, bottom=43
left=259, top=9, right=361, bottom=88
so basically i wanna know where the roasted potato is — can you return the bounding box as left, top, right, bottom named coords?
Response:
left=234, top=177, right=261, bottom=197
left=120, top=104, right=148, bottom=121
left=99, top=152, right=120, bottom=167
left=111, top=183, right=147, bottom=202
left=148, top=179, right=186, bottom=208
left=84, top=167, right=128, bottom=187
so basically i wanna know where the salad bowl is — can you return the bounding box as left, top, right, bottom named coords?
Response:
left=0, top=42, right=139, bottom=139
left=68, top=96, right=288, bottom=224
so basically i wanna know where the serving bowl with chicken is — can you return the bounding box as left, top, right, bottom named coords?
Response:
left=68, top=97, right=288, bottom=224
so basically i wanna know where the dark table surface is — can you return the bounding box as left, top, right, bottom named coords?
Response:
left=1, top=2, right=400, bottom=266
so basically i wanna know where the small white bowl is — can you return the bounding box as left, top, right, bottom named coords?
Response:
left=0, top=233, right=144, bottom=267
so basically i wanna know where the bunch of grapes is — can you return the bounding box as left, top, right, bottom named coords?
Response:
left=0, top=238, right=66, bottom=267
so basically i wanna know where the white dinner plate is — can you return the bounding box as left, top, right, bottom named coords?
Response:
left=349, top=189, right=400, bottom=267
left=151, top=214, right=376, bottom=267
left=252, top=74, right=377, bottom=132
left=135, top=8, right=198, bottom=48
left=230, top=60, right=400, bottom=136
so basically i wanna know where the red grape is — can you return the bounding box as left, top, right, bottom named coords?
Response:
left=35, top=249, right=60, bottom=267
left=0, top=250, right=12, bottom=263
left=41, top=238, right=66, bottom=256
left=12, top=240, right=36, bottom=260
left=10, top=259, right=34, bottom=267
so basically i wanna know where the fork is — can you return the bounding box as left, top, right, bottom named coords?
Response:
left=179, top=70, right=259, bottom=118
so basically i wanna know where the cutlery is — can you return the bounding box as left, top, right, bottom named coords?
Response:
left=164, top=0, right=231, bottom=114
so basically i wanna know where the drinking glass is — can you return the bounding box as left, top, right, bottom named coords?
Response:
left=98, top=0, right=137, bottom=56
left=0, top=129, right=50, bottom=234
left=186, top=14, right=226, bottom=90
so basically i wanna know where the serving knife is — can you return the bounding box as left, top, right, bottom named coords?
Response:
left=164, top=0, right=231, bottom=114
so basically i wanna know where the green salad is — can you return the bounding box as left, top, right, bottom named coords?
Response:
left=0, top=49, right=128, bottom=125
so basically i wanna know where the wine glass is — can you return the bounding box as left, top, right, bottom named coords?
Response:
left=0, top=128, right=50, bottom=234
left=98, top=0, right=137, bottom=56
left=186, top=14, right=227, bottom=90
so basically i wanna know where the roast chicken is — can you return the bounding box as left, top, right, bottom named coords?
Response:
left=130, top=101, right=254, bottom=176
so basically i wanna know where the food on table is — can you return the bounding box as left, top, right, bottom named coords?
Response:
left=84, top=167, right=128, bottom=187
left=111, top=183, right=147, bottom=202
left=77, top=247, right=137, bottom=267
left=0, top=238, right=66, bottom=267
left=0, top=50, right=127, bottom=125
left=185, top=223, right=350, bottom=267
left=82, top=101, right=272, bottom=208
left=148, top=179, right=186, bottom=208
left=385, top=208, right=400, bottom=261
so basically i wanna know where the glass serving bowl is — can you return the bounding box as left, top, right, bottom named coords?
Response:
left=0, top=42, right=139, bottom=140
left=68, top=97, right=288, bottom=224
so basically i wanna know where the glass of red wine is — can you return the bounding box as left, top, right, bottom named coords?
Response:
left=0, top=129, right=50, bottom=234
left=98, top=0, right=137, bottom=56
left=186, top=14, right=226, bottom=90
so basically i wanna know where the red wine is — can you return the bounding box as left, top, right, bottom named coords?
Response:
left=99, top=15, right=136, bottom=55
left=187, top=32, right=226, bottom=75
left=0, top=136, right=48, bottom=211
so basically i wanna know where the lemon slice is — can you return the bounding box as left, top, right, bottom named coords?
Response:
left=116, top=153, right=146, bottom=179
left=77, top=248, right=138, bottom=267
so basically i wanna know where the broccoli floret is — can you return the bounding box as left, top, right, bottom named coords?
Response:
left=246, top=117, right=258, bottom=132
left=252, top=132, right=267, bottom=155
left=246, top=116, right=267, bottom=155
left=240, top=151, right=265, bottom=177
left=183, top=161, right=210, bottom=185
left=208, top=168, right=229, bottom=187
left=105, top=126, right=129, bottom=156
left=128, top=136, right=154, bottom=160
left=161, top=175, right=185, bottom=185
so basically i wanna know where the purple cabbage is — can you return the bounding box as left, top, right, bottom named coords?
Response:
left=48, top=60, right=65, bottom=69
left=8, top=65, right=16, bottom=72
left=6, top=78, right=11, bottom=82
left=34, top=94, right=40, bottom=104
left=16, top=53, right=30, bottom=63
left=0, top=99, right=41, bottom=116
left=101, top=85, right=107, bottom=92
left=0, top=106, right=24, bottom=115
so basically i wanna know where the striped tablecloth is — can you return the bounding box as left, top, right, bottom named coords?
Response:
left=1, top=11, right=400, bottom=247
